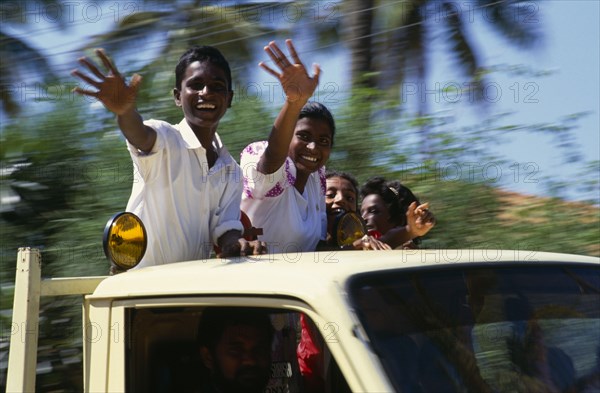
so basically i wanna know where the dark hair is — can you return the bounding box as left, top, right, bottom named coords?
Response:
left=175, top=46, right=232, bottom=91
left=326, top=170, right=358, bottom=194
left=299, top=102, right=336, bottom=145
left=197, top=307, right=274, bottom=351
left=360, top=176, right=420, bottom=227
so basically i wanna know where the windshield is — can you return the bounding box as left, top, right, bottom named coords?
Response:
left=349, top=264, right=600, bottom=393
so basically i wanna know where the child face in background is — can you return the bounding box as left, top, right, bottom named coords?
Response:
left=326, top=176, right=358, bottom=217
left=325, top=175, right=358, bottom=245
left=360, top=194, right=397, bottom=236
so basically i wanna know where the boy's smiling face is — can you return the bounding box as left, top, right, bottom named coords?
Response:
left=174, top=60, right=233, bottom=137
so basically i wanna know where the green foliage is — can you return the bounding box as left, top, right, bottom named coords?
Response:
left=326, top=91, right=600, bottom=257
left=2, top=103, right=88, bottom=276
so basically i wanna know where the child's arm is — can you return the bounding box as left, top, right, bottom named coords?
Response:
left=72, top=49, right=156, bottom=153
left=214, top=176, right=268, bottom=257
left=380, top=202, right=436, bottom=248
left=257, top=39, right=320, bottom=174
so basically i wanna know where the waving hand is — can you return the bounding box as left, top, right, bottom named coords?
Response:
left=71, top=49, right=155, bottom=152
left=259, top=40, right=320, bottom=103
left=71, top=49, right=142, bottom=116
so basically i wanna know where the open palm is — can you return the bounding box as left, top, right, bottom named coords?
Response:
left=259, top=40, right=320, bottom=103
left=72, top=49, right=141, bottom=116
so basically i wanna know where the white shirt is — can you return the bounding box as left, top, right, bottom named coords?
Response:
left=126, top=119, right=243, bottom=268
left=240, top=141, right=327, bottom=254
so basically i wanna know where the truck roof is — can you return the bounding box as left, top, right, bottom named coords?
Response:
left=89, top=249, right=600, bottom=301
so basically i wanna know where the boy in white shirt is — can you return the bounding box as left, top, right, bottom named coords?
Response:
left=72, top=46, right=266, bottom=268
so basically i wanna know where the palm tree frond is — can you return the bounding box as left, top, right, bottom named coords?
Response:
left=81, top=11, right=172, bottom=54
left=480, top=0, right=541, bottom=48
left=0, top=32, right=57, bottom=116
left=0, top=32, right=56, bottom=76
left=444, top=2, right=479, bottom=78
left=1, top=0, right=66, bottom=28
left=442, top=2, right=491, bottom=104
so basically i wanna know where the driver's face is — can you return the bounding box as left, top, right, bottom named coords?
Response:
left=210, top=325, right=272, bottom=393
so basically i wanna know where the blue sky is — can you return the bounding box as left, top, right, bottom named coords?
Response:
left=4, top=0, right=599, bottom=203
left=425, top=0, right=600, bottom=202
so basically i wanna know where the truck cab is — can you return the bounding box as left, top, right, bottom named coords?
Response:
left=6, top=215, right=600, bottom=392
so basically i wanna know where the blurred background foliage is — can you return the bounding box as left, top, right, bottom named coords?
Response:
left=0, top=0, right=599, bottom=390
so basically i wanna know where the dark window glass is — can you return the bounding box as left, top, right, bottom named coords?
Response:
left=125, top=307, right=350, bottom=393
left=349, top=264, right=600, bottom=393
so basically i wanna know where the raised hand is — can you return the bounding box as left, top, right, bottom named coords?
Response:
left=71, top=49, right=142, bottom=115
left=259, top=39, right=320, bottom=103
left=406, top=202, right=436, bottom=238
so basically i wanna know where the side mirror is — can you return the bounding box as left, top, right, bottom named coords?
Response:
left=332, top=211, right=367, bottom=247
left=103, top=212, right=147, bottom=271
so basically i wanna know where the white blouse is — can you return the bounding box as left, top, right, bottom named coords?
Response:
left=240, top=141, right=327, bottom=255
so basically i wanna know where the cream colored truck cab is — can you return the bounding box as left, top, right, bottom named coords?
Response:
left=6, top=216, right=600, bottom=392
